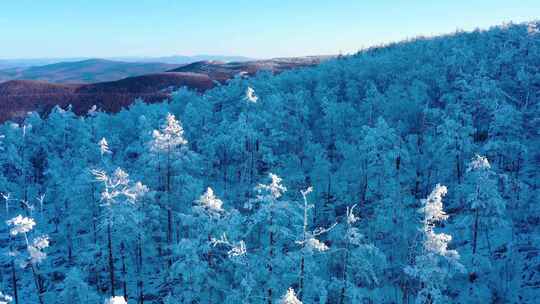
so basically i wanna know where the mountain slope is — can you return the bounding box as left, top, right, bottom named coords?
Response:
left=0, top=57, right=327, bottom=122
left=0, top=73, right=214, bottom=122
left=168, top=56, right=333, bottom=81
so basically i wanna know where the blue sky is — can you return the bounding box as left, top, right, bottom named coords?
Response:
left=1, top=0, right=539, bottom=59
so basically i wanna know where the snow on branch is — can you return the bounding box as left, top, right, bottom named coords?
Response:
left=256, top=173, right=287, bottom=199
left=296, top=186, right=335, bottom=252
left=210, top=233, right=247, bottom=258
left=467, top=154, right=490, bottom=172
left=104, top=296, right=127, bottom=304
left=28, top=235, right=50, bottom=264
left=244, top=86, right=258, bottom=103
left=0, top=292, right=12, bottom=304
left=99, top=137, right=112, bottom=156
left=346, top=204, right=359, bottom=225
left=280, top=288, right=302, bottom=304
left=195, top=187, right=224, bottom=217
left=419, top=183, right=448, bottom=225
left=6, top=215, right=35, bottom=236
left=1, top=193, right=11, bottom=214
left=6, top=215, right=50, bottom=266
left=91, top=168, right=148, bottom=206
left=405, top=184, right=464, bottom=304
left=151, top=113, right=188, bottom=152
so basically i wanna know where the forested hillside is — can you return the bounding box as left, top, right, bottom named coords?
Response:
left=0, top=22, right=539, bottom=303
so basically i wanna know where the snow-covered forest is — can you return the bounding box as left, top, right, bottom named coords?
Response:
left=1, top=22, right=540, bottom=303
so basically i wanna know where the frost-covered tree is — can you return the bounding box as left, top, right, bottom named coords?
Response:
left=253, top=173, right=289, bottom=304
left=150, top=113, right=188, bottom=246
left=405, top=184, right=463, bottom=304
left=336, top=204, right=386, bottom=304
left=295, top=186, right=334, bottom=301
left=92, top=168, right=148, bottom=298
left=59, top=268, right=100, bottom=304
left=435, top=107, right=475, bottom=184
left=464, top=155, right=507, bottom=256
left=6, top=215, right=49, bottom=304
left=0, top=21, right=537, bottom=304
left=194, top=187, right=224, bottom=217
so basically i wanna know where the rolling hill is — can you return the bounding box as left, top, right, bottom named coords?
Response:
left=0, top=57, right=329, bottom=122
left=168, top=56, right=333, bottom=81
left=0, top=73, right=214, bottom=122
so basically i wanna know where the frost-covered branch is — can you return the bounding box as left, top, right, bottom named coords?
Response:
left=295, top=186, right=335, bottom=252
left=104, top=296, right=127, bottom=304
left=280, top=288, right=302, bottom=304
left=151, top=113, right=188, bottom=152
left=195, top=187, right=224, bottom=217
left=92, top=168, right=148, bottom=208
left=6, top=215, right=50, bottom=266
left=0, top=292, right=12, bottom=304
left=99, top=137, right=112, bottom=156
left=244, top=86, right=258, bottom=103
left=256, top=173, right=287, bottom=199
left=210, top=233, right=247, bottom=258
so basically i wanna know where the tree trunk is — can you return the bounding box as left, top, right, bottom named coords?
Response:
left=121, top=242, right=128, bottom=301
left=267, top=207, right=274, bottom=304
left=107, top=222, right=116, bottom=296
left=456, top=153, right=462, bottom=184
left=137, top=234, right=144, bottom=304
left=339, top=248, right=349, bottom=304
left=472, top=209, right=479, bottom=255
left=166, top=148, right=172, bottom=246
left=299, top=256, right=305, bottom=300
left=11, top=260, right=18, bottom=304
left=30, top=264, right=44, bottom=304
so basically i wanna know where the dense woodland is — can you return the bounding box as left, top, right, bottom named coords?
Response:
left=0, top=22, right=540, bottom=303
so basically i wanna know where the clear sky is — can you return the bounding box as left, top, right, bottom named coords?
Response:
left=1, top=0, right=539, bottom=59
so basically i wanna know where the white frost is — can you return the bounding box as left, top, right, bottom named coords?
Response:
left=104, top=296, right=127, bottom=304
left=6, top=215, right=36, bottom=236
left=151, top=113, right=188, bottom=152
left=245, top=86, right=258, bottom=103
left=280, top=288, right=302, bottom=304
left=196, top=187, right=224, bottom=215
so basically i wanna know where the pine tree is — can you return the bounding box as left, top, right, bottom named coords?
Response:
left=92, top=168, right=148, bottom=297
left=150, top=113, right=188, bottom=249
left=295, top=186, right=334, bottom=300
left=405, top=184, right=464, bottom=304
left=464, top=155, right=506, bottom=257
left=255, top=173, right=287, bottom=304
left=338, top=204, right=385, bottom=304
left=6, top=215, right=49, bottom=304
left=59, top=268, right=100, bottom=303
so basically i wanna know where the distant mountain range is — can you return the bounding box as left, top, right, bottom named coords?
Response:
left=109, top=55, right=254, bottom=64
left=0, top=55, right=256, bottom=84
left=0, top=59, right=180, bottom=84
left=0, top=56, right=331, bottom=122
left=0, top=55, right=254, bottom=70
